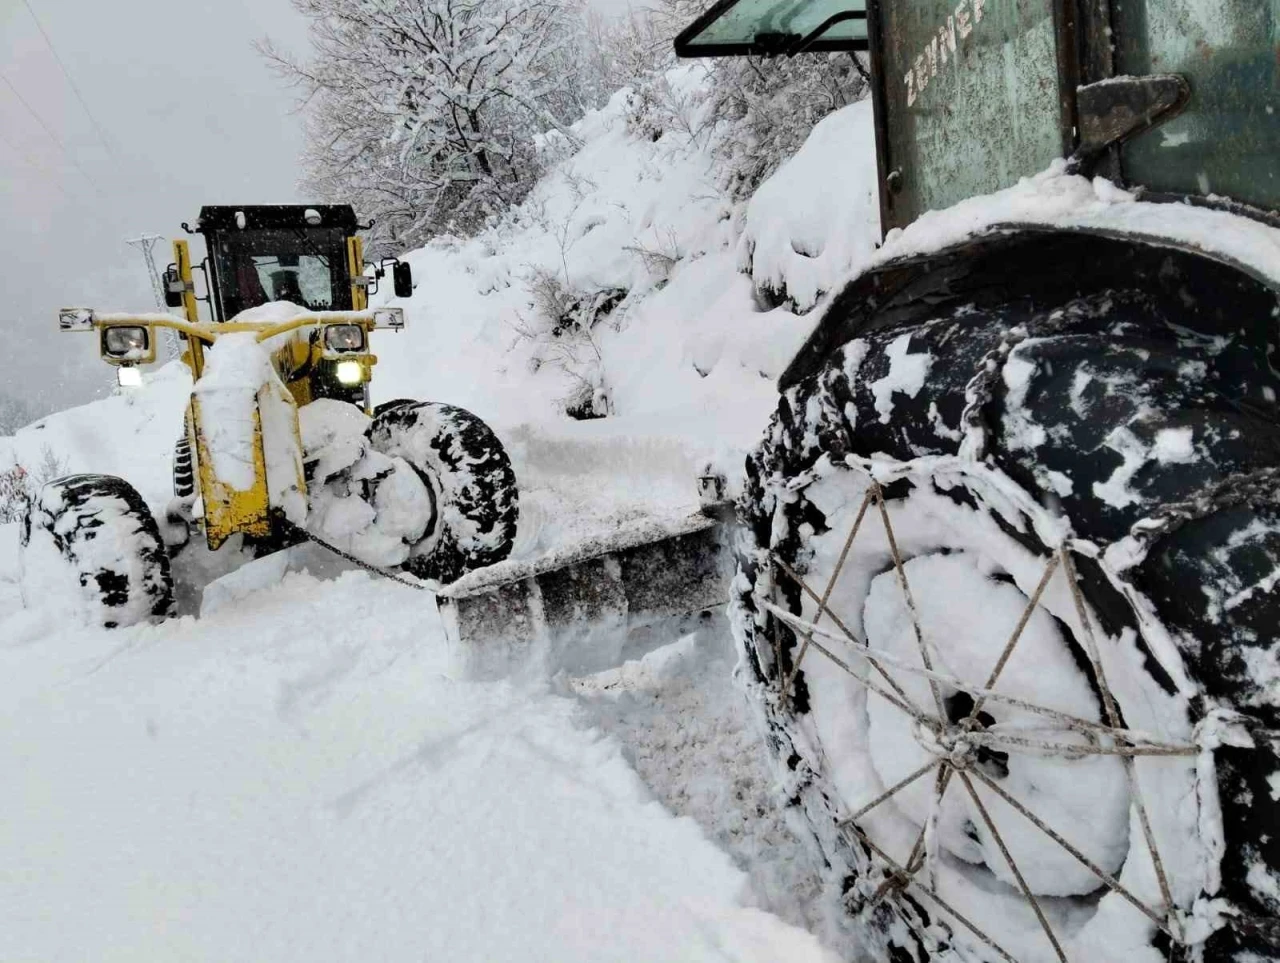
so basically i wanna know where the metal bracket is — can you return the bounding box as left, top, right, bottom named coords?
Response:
left=1075, top=74, right=1190, bottom=157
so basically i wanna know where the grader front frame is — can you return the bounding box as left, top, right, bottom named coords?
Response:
left=57, top=204, right=410, bottom=552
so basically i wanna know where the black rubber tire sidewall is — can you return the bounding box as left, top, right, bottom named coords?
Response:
left=368, top=402, right=518, bottom=583
left=734, top=296, right=1280, bottom=961
left=21, top=473, right=175, bottom=628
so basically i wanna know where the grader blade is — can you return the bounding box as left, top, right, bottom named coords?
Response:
left=436, top=512, right=731, bottom=679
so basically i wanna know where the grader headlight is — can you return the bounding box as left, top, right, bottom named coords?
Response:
left=103, top=325, right=151, bottom=359
left=335, top=360, right=366, bottom=385
left=323, top=324, right=366, bottom=353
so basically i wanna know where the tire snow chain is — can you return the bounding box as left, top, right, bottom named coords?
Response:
left=958, top=290, right=1147, bottom=460
left=754, top=462, right=1279, bottom=952
left=277, top=518, right=436, bottom=592
left=1125, top=466, right=1280, bottom=547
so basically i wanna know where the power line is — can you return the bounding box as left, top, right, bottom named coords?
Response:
left=0, top=129, right=122, bottom=237
left=0, top=128, right=78, bottom=204
left=0, top=72, right=106, bottom=199
left=20, top=0, right=121, bottom=163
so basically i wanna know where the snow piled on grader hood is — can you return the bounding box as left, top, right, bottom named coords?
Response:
left=193, top=332, right=276, bottom=492
left=193, top=327, right=306, bottom=524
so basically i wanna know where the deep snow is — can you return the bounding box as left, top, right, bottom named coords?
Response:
left=0, top=548, right=838, bottom=962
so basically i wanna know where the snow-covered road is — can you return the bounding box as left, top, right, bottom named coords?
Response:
left=0, top=539, right=836, bottom=962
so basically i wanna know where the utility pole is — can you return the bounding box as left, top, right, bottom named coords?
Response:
left=125, top=234, right=181, bottom=360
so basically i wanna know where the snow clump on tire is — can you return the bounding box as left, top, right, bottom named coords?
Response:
left=370, top=401, right=518, bottom=584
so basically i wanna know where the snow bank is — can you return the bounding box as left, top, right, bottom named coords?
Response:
left=366, top=73, right=882, bottom=516
left=0, top=361, right=191, bottom=515
left=740, top=100, right=880, bottom=311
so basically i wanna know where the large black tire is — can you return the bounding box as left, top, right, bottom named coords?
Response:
left=372, top=397, right=417, bottom=417
left=735, top=271, right=1280, bottom=961
left=368, top=402, right=518, bottom=583
left=20, top=474, right=175, bottom=628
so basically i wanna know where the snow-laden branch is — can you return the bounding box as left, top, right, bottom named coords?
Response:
left=262, top=0, right=596, bottom=252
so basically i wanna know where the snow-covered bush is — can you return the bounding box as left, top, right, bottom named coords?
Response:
left=582, top=5, right=679, bottom=97
left=578, top=0, right=867, bottom=198
left=0, top=446, right=69, bottom=524
left=0, top=466, right=29, bottom=524
left=262, top=0, right=594, bottom=253
left=708, top=53, right=868, bottom=198
left=623, top=70, right=709, bottom=145
left=513, top=266, right=622, bottom=420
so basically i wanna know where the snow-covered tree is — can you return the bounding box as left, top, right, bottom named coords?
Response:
left=578, top=0, right=867, bottom=198
left=0, top=392, right=36, bottom=437
left=708, top=52, right=868, bottom=197
left=262, top=0, right=592, bottom=253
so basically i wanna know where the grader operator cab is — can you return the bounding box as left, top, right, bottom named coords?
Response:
left=675, top=2, right=1280, bottom=962
left=168, top=205, right=412, bottom=318
left=33, top=204, right=518, bottom=628
left=157, top=205, right=413, bottom=408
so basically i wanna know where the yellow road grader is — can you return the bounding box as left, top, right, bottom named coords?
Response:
left=24, top=205, right=518, bottom=627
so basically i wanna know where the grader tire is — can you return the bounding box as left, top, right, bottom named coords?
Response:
left=172, top=435, right=195, bottom=499
left=735, top=288, right=1280, bottom=962
left=20, top=474, right=174, bottom=629
left=368, top=401, right=518, bottom=584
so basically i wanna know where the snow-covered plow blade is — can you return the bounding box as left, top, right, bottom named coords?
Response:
left=436, top=512, right=731, bottom=679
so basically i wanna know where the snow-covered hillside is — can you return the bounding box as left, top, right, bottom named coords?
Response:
left=1, top=66, right=879, bottom=565
left=0, top=67, right=880, bottom=961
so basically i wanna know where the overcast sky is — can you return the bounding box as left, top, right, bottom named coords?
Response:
left=0, top=0, right=312, bottom=414
left=1, top=0, right=640, bottom=419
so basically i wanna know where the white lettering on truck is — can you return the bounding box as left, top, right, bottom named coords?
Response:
left=905, top=0, right=985, bottom=107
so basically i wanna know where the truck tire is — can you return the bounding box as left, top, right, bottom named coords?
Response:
left=368, top=402, right=518, bottom=584
left=20, top=474, right=175, bottom=628
left=734, top=287, right=1280, bottom=962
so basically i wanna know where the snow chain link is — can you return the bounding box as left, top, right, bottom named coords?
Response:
left=959, top=290, right=1159, bottom=460
left=277, top=518, right=435, bottom=592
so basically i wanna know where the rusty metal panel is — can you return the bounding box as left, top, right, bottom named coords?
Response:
left=877, top=0, right=1066, bottom=230
left=1115, top=1, right=1280, bottom=210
